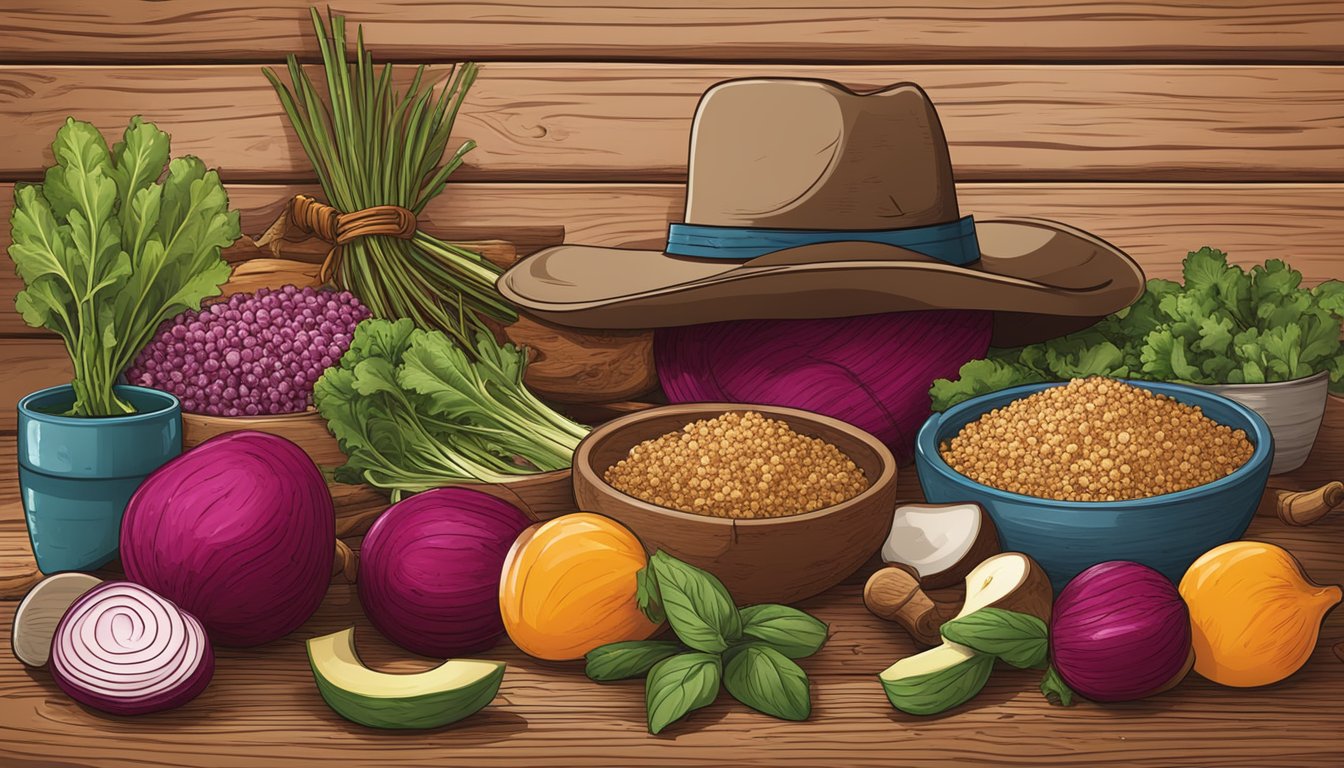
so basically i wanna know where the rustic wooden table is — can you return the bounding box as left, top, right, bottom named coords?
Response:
left=1, top=3, right=1343, bottom=765
left=2, top=404, right=1342, bottom=768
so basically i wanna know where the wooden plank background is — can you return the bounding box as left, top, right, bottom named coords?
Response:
left=1, top=1, right=1343, bottom=766
left=2, top=1, right=1343, bottom=63
left=2, top=65, right=1343, bottom=183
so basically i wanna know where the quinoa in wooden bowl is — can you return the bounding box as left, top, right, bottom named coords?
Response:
left=573, top=403, right=899, bottom=604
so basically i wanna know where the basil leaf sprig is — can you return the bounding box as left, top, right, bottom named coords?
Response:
left=584, top=551, right=829, bottom=734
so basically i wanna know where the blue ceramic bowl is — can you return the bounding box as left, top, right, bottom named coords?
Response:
left=915, top=380, right=1273, bottom=591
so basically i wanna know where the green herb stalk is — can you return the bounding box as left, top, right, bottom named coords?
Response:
left=8, top=117, right=238, bottom=416
left=264, top=9, right=516, bottom=351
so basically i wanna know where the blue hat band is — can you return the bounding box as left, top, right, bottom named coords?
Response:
left=665, top=215, right=980, bottom=266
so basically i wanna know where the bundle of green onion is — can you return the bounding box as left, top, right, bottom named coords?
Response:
left=263, top=9, right=516, bottom=349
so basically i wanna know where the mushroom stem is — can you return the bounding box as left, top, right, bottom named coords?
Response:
left=863, top=565, right=958, bottom=647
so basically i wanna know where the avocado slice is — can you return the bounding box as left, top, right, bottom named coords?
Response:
left=307, top=628, right=505, bottom=729
left=880, top=644, right=994, bottom=715
left=878, top=552, right=1051, bottom=715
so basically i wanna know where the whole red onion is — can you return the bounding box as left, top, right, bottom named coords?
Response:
left=50, top=581, right=214, bottom=715
left=1049, top=561, right=1193, bottom=702
left=359, top=488, right=531, bottom=657
left=655, top=310, right=993, bottom=464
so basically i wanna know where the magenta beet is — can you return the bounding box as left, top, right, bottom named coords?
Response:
left=1049, top=561, right=1193, bottom=702
left=121, top=431, right=335, bottom=647
left=655, top=310, right=993, bottom=463
left=358, top=488, right=531, bottom=657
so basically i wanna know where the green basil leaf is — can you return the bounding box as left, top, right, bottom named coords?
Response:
left=723, top=644, right=811, bottom=721
left=939, top=607, right=1049, bottom=669
left=1040, top=665, right=1076, bottom=707
left=645, top=652, right=722, bottom=734
left=636, top=566, right=666, bottom=625
left=585, top=640, right=684, bottom=682
left=650, top=551, right=742, bottom=653
left=738, top=604, right=828, bottom=659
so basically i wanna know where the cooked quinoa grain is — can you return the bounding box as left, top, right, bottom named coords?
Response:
left=604, top=411, right=869, bottom=519
left=939, top=377, right=1254, bottom=501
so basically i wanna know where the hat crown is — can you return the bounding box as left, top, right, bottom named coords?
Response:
left=683, top=79, right=960, bottom=230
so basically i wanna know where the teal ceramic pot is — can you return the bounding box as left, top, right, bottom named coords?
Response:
left=17, top=384, right=182, bottom=573
left=915, top=380, right=1273, bottom=592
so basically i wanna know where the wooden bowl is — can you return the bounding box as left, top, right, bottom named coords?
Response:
left=573, top=403, right=899, bottom=604
left=182, top=410, right=346, bottom=467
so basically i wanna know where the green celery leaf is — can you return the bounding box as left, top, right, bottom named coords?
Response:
left=1193, top=315, right=1236, bottom=359
left=1238, top=358, right=1267, bottom=384
left=109, top=116, right=169, bottom=232
left=9, top=186, right=77, bottom=337
left=1297, top=311, right=1342, bottom=370
left=1250, top=258, right=1303, bottom=306
left=41, top=118, right=114, bottom=224
left=929, top=358, right=1047, bottom=412
left=1326, top=355, right=1344, bottom=394
left=1312, top=281, right=1344, bottom=318
left=1182, top=247, right=1251, bottom=323
left=645, top=653, right=722, bottom=734
left=723, top=644, right=811, bottom=721
left=1141, top=329, right=1203, bottom=382
left=1044, top=338, right=1128, bottom=379
left=1116, top=279, right=1181, bottom=340
left=650, top=551, right=742, bottom=654
left=1260, top=324, right=1303, bottom=381
left=343, top=317, right=419, bottom=366
left=737, top=604, right=828, bottom=659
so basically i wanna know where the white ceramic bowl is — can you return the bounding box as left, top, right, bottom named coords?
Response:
left=1189, top=370, right=1328, bottom=474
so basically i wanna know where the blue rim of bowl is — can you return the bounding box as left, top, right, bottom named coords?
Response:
left=18, top=383, right=181, bottom=424
left=915, top=379, right=1274, bottom=509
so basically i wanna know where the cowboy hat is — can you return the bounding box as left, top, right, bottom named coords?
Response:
left=498, top=78, right=1144, bottom=346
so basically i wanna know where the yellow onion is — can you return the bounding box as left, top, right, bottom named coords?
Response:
left=1180, top=541, right=1341, bottom=687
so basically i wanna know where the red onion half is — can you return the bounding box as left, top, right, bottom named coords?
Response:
left=1049, top=561, right=1192, bottom=702
left=50, top=581, right=214, bottom=716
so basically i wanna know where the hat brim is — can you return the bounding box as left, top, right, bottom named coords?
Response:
left=497, top=217, right=1144, bottom=346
